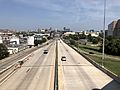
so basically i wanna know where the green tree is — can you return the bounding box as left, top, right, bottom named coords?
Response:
left=92, top=38, right=99, bottom=44
left=79, top=33, right=86, bottom=39
left=87, top=34, right=100, bottom=44
left=0, top=44, right=9, bottom=60
left=100, top=38, right=120, bottom=55
left=34, top=38, right=47, bottom=46
left=42, top=38, right=47, bottom=43
left=87, top=34, right=93, bottom=42
left=34, top=40, right=42, bottom=46
left=69, top=39, right=75, bottom=45
left=69, top=34, right=78, bottom=40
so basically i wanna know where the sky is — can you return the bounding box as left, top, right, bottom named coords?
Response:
left=0, top=0, right=120, bottom=31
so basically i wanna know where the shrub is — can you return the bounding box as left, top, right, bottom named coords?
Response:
left=0, top=44, right=9, bottom=60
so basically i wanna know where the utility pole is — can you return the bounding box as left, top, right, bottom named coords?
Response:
left=102, top=0, right=106, bottom=66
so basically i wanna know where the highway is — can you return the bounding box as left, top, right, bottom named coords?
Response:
left=58, top=40, right=117, bottom=90
left=0, top=40, right=52, bottom=71
left=0, top=41, right=56, bottom=90
left=0, top=39, right=120, bottom=90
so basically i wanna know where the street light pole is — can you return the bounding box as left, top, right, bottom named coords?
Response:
left=78, top=35, right=79, bottom=49
left=102, top=0, right=106, bottom=66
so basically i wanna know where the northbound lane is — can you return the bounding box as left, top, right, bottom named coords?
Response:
left=0, top=41, right=56, bottom=90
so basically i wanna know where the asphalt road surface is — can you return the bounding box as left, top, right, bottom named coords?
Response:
left=0, top=40, right=52, bottom=71
left=58, top=40, right=120, bottom=90
left=0, top=39, right=120, bottom=90
left=0, top=41, right=56, bottom=90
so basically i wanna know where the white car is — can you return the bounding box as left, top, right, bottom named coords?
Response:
left=61, top=56, right=66, bottom=61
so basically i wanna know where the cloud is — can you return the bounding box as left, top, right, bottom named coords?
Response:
left=2, top=0, right=120, bottom=30
left=12, top=0, right=104, bottom=18
left=9, top=0, right=120, bottom=19
left=13, top=0, right=65, bottom=12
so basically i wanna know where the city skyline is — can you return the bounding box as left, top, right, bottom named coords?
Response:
left=0, top=0, right=120, bottom=31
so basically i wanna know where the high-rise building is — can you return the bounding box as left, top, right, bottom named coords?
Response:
left=108, top=21, right=117, bottom=36
left=113, top=19, right=120, bottom=38
left=63, top=27, right=70, bottom=32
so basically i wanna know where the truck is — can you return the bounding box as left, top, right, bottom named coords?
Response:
left=27, top=36, right=35, bottom=48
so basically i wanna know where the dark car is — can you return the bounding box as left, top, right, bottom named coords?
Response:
left=61, top=56, right=66, bottom=61
left=18, top=61, right=24, bottom=65
left=44, top=50, right=48, bottom=54
left=92, top=88, right=101, bottom=90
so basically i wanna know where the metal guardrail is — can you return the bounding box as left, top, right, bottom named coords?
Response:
left=62, top=39, right=120, bottom=84
left=64, top=40, right=120, bottom=84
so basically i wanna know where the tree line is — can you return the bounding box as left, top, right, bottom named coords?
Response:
left=34, top=38, right=47, bottom=46
left=63, top=34, right=101, bottom=44
left=100, top=36, right=120, bottom=55
left=63, top=34, right=120, bottom=56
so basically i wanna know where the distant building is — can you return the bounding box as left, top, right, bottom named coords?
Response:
left=41, top=29, right=46, bottom=32
left=84, top=31, right=89, bottom=36
left=8, top=44, right=27, bottom=54
left=0, top=29, right=14, bottom=44
left=35, top=33, right=50, bottom=37
left=79, top=31, right=84, bottom=35
left=84, top=31, right=99, bottom=37
left=91, top=32, right=99, bottom=37
left=10, top=35, right=20, bottom=45
left=0, top=29, right=13, bottom=36
left=19, top=34, right=23, bottom=38
left=113, top=19, right=120, bottom=38
left=38, top=28, right=49, bottom=33
left=63, top=32, right=75, bottom=36
left=89, top=29, right=95, bottom=32
left=108, top=21, right=117, bottom=36
left=8, top=45, right=20, bottom=54
left=49, top=27, right=52, bottom=31
left=63, top=27, right=70, bottom=32
left=50, top=31, right=55, bottom=38
left=0, top=36, right=3, bottom=43
left=34, top=34, right=43, bottom=41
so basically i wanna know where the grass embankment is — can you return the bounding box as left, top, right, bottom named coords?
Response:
left=87, top=54, right=120, bottom=77
left=78, top=44, right=101, bottom=55
left=78, top=44, right=120, bottom=77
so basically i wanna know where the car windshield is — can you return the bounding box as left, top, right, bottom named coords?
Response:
left=62, top=56, right=66, bottom=58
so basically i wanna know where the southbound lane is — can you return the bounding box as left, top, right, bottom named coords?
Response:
left=0, top=40, right=53, bottom=71
left=0, top=41, right=56, bottom=90
left=58, top=40, right=114, bottom=90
